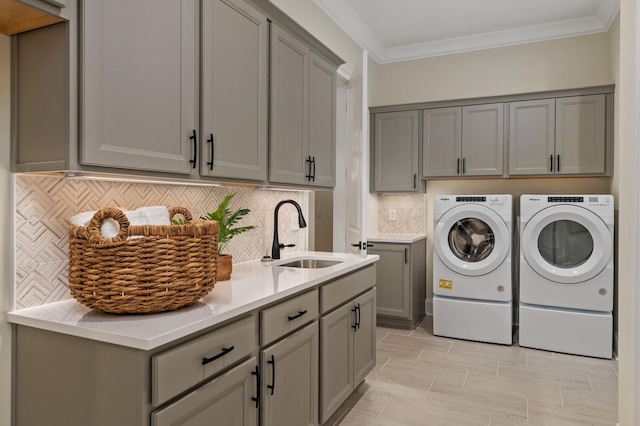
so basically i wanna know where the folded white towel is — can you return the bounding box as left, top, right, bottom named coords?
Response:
left=70, top=211, right=96, bottom=227
left=71, top=209, right=150, bottom=239
left=135, top=205, right=170, bottom=225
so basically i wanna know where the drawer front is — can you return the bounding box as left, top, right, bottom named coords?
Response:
left=152, top=315, right=258, bottom=407
left=320, top=265, right=376, bottom=313
left=261, top=289, right=319, bottom=345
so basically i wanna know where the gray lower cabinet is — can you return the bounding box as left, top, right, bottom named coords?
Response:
left=200, top=0, right=268, bottom=182
left=509, top=95, right=606, bottom=175
left=151, top=358, right=259, bottom=426
left=372, top=110, right=420, bottom=192
left=261, top=322, right=319, bottom=426
left=269, top=24, right=336, bottom=188
left=368, top=240, right=426, bottom=329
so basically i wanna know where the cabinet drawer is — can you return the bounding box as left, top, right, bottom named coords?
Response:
left=261, top=289, right=318, bottom=345
left=321, top=265, right=376, bottom=314
left=152, top=315, right=258, bottom=407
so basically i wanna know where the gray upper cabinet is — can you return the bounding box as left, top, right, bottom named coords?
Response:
left=422, top=103, right=504, bottom=178
left=555, top=95, right=606, bottom=175
left=81, top=0, right=199, bottom=175
left=269, top=24, right=337, bottom=188
left=373, top=110, right=420, bottom=192
left=509, top=95, right=606, bottom=175
left=200, top=0, right=268, bottom=182
left=422, top=107, right=462, bottom=177
left=509, top=99, right=556, bottom=175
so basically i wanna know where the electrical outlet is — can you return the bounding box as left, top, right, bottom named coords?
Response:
left=389, top=209, right=397, bottom=221
left=317, top=206, right=323, bottom=218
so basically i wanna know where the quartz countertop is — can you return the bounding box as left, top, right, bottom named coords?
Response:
left=7, top=251, right=378, bottom=351
left=368, top=233, right=427, bottom=243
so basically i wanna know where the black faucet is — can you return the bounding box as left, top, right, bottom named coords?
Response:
left=271, top=199, right=307, bottom=260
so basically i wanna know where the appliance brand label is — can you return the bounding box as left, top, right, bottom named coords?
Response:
left=439, top=279, right=453, bottom=290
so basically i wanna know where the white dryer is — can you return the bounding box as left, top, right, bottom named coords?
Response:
left=433, top=195, right=513, bottom=344
left=519, top=195, right=614, bottom=358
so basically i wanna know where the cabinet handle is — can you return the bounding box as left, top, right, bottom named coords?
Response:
left=404, top=247, right=408, bottom=264
left=189, top=129, right=197, bottom=169
left=251, top=365, right=260, bottom=408
left=201, top=345, right=235, bottom=365
left=356, top=303, right=361, bottom=330
left=311, top=156, right=316, bottom=182
left=462, top=157, right=466, bottom=174
left=207, top=133, right=214, bottom=170
left=351, top=306, right=358, bottom=331
left=305, top=156, right=312, bottom=181
left=557, top=155, right=560, bottom=172
left=550, top=155, right=553, bottom=172
left=457, top=158, right=460, bottom=174
left=366, top=242, right=374, bottom=248
left=287, top=310, right=307, bottom=321
left=267, top=355, right=276, bottom=395
left=413, top=173, right=417, bottom=189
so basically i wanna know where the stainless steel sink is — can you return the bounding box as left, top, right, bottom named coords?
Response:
left=277, top=259, right=343, bottom=269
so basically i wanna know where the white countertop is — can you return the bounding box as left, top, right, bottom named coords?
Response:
left=367, top=233, right=427, bottom=243
left=7, top=251, right=378, bottom=351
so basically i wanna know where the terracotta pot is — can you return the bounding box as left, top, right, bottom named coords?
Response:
left=217, top=254, right=232, bottom=281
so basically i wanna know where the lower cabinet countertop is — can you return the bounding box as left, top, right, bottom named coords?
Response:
left=368, top=233, right=427, bottom=243
left=7, top=251, right=378, bottom=351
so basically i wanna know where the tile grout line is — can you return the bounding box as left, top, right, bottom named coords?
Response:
left=378, top=357, right=391, bottom=372
left=488, top=413, right=492, bottom=426
left=422, top=381, right=434, bottom=400
left=526, top=399, right=529, bottom=423
left=414, top=349, right=424, bottom=363
left=496, top=361, right=501, bottom=376
left=447, top=342, right=454, bottom=353
left=559, top=386, right=564, bottom=406
left=462, top=369, right=469, bottom=387
left=588, top=375, right=595, bottom=392
left=379, top=332, right=390, bottom=343
left=612, top=365, right=619, bottom=377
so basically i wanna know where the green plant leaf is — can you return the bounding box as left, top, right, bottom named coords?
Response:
left=200, top=193, right=257, bottom=254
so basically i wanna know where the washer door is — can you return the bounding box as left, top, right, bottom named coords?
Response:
left=521, top=205, right=612, bottom=284
left=434, top=204, right=510, bottom=277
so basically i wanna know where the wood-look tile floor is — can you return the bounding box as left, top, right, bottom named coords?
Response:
left=327, top=315, right=618, bottom=426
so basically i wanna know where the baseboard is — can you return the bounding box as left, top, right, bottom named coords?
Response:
left=425, top=298, right=433, bottom=316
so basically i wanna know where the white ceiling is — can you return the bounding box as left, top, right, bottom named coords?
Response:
left=313, top=0, right=620, bottom=63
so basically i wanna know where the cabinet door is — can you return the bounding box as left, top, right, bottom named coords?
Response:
left=151, top=357, right=258, bottom=426
left=308, top=52, right=337, bottom=187
left=262, top=322, right=318, bottom=426
left=422, top=107, right=462, bottom=177
left=200, top=0, right=268, bottom=181
left=462, top=103, right=504, bottom=176
left=369, top=244, right=410, bottom=319
left=353, top=288, right=376, bottom=386
left=373, top=111, right=420, bottom=192
left=509, top=99, right=555, bottom=176
left=269, top=24, right=310, bottom=185
left=319, top=302, right=354, bottom=424
left=81, top=0, right=198, bottom=175
left=555, top=95, right=606, bottom=175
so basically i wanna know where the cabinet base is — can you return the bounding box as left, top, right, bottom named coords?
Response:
left=376, top=313, right=425, bottom=330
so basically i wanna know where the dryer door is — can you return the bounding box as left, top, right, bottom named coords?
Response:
left=434, top=204, right=510, bottom=277
left=521, top=205, right=612, bottom=284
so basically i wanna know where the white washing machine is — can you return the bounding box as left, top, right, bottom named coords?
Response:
left=519, top=195, right=614, bottom=358
left=433, top=195, right=513, bottom=344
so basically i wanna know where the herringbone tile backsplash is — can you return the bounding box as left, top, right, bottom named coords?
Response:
left=377, top=193, right=427, bottom=234
left=14, top=175, right=306, bottom=309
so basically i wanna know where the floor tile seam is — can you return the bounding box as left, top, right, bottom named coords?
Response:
left=422, top=381, right=434, bottom=400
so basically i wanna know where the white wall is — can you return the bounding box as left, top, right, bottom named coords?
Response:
left=0, top=33, right=12, bottom=426
left=370, top=32, right=612, bottom=107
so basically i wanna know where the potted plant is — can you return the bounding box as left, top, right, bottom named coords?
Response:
left=201, top=193, right=256, bottom=281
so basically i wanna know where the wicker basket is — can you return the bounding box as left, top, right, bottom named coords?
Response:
left=68, top=207, right=218, bottom=314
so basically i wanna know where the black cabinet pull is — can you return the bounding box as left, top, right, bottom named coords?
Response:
left=189, top=129, right=197, bottom=169
left=251, top=365, right=260, bottom=408
left=351, top=306, right=358, bottom=331
left=207, top=133, right=214, bottom=170
left=311, top=156, right=316, bottom=182
left=457, top=158, right=460, bottom=174
left=404, top=247, right=408, bottom=264
left=305, top=156, right=312, bottom=180
left=366, top=242, right=374, bottom=248
left=413, top=173, right=417, bottom=189
left=356, top=303, right=361, bottom=330
left=287, top=310, right=307, bottom=321
left=550, top=155, right=553, bottom=172
left=462, top=157, right=466, bottom=174
left=201, top=345, right=235, bottom=365
left=557, top=155, right=560, bottom=172
left=267, top=355, right=275, bottom=395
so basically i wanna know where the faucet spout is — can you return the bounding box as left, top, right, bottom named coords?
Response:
left=271, top=199, right=307, bottom=260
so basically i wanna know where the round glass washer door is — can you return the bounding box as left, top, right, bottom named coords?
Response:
left=434, top=204, right=510, bottom=277
left=521, top=205, right=612, bottom=284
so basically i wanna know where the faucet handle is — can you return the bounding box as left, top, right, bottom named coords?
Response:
left=279, top=243, right=296, bottom=249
